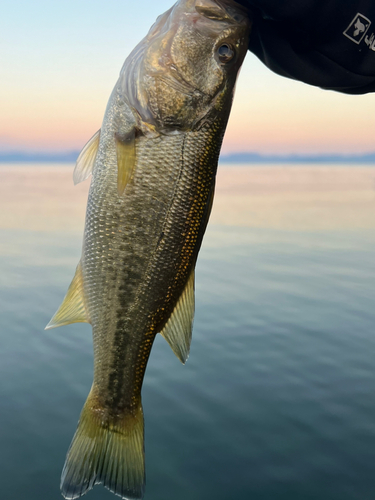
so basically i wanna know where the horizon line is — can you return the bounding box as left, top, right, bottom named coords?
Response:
left=1, top=150, right=375, bottom=164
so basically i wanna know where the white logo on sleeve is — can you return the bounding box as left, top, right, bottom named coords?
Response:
left=343, top=13, right=371, bottom=44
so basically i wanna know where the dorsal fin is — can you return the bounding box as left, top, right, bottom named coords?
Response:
left=73, top=129, right=101, bottom=185
left=115, top=129, right=136, bottom=195
left=160, top=269, right=195, bottom=364
left=45, top=261, right=90, bottom=330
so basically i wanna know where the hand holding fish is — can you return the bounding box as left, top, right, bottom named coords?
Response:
left=237, top=0, right=375, bottom=94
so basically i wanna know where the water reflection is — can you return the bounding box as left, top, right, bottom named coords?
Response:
left=212, top=164, right=375, bottom=230
left=1, top=164, right=375, bottom=234
left=0, top=164, right=89, bottom=232
left=0, top=164, right=374, bottom=500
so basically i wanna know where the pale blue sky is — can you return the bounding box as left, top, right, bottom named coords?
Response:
left=2, top=0, right=375, bottom=155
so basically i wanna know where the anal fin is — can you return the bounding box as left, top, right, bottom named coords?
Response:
left=45, top=261, right=90, bottom=330
left=160, top=269, right=195, bottom=364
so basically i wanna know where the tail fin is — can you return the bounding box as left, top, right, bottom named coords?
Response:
left=61, top=392, right=145, bottom=500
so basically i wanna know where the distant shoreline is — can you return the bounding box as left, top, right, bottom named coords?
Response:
left=1, top=151, right=375, bottom=164
left=220, top=152, right=375, bottom=164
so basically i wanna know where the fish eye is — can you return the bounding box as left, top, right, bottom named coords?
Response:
left=217, top=44, right=235, bottom=63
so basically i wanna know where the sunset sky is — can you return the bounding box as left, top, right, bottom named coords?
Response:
left=2, top=0, right=375, bottom=156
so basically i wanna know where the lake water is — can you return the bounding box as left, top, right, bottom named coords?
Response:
left=1, top=164, right=375, bottom=500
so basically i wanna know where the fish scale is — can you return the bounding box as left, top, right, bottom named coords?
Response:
left=46, top=1, right=250, bottom=498
left=86, top=128, right=220, bottom=411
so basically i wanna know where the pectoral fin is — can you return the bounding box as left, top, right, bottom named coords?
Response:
left=160, top=269, right=195, bottom=364
left=45, top=262, right=90, bottom=330
left=73, top=129, right=101, bottom=185
left=115, top=130, right=136, bottom=196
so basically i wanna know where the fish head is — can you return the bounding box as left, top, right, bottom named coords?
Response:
left=120, top=0, right=251, bottom=132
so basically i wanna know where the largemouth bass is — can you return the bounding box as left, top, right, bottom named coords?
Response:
left=46, top=1, right=250, bottom=498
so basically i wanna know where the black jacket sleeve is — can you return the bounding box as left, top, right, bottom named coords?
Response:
left=236, top=0, right=375, bottom=94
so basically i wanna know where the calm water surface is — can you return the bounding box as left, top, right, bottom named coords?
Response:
left=0, top=164, right=375, bottom=500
